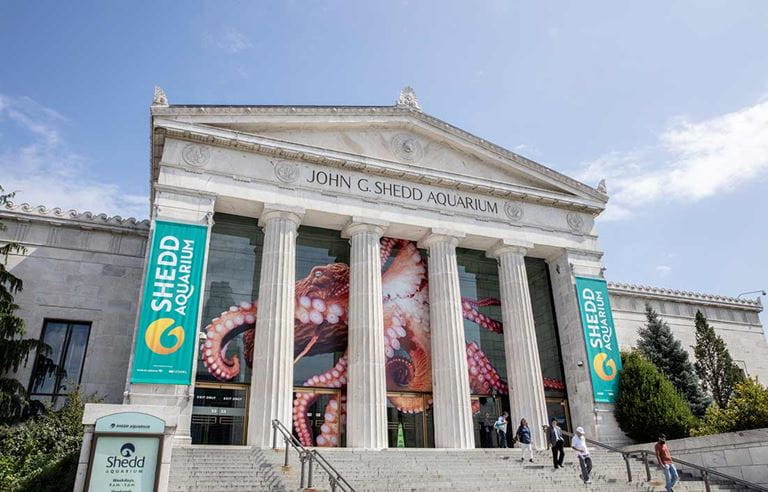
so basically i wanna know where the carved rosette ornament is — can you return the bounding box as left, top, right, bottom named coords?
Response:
left=504, top=201, right=524, bottom=221
left=182, top=144, right=211, bottom=167
left=390, top=133, right=424, bottom=163
left=274, top=161, right=300, bottom=184
left=566, top=212, right=585, bottom=233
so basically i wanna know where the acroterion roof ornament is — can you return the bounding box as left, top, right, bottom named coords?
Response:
left=152, top=85, right=169, bottom=107
left=396, top=86, right=421, bottom=111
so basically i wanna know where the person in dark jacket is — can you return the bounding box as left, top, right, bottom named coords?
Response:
left=480, top=412, right=493, bottom=448
left=516, top=418, right=534, bottom=462
left=548, top=418, right=565, bottom=469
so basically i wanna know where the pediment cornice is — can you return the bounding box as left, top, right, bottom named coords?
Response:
left=152, top=118, right=605, bottom=214
left=150, top=104, right=608, bottom=207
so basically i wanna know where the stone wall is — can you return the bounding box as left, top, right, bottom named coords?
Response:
left=609, top=285, right=767, bottom=384
left=0, top=205, right=148, bottom=404
left=622, top=428, right=768, bottom=486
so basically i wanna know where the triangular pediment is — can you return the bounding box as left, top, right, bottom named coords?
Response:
left=152, top=105, right=606, bottom=207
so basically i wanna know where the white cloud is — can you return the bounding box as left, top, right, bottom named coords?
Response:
left=0, top=94, right=148, bottom=219
left=580, top=98, right=768, bottom=220
left=655, top=265, right=672, bottom=276
left=214, top=27, right=253, bottom=54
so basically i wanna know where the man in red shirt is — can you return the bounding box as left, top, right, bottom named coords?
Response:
left=655, top=434, right=679, bottom=492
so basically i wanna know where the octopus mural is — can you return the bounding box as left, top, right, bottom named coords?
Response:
left=199, top=237, right=564, bottom=447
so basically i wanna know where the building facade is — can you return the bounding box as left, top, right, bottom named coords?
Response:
left=2, top=89, right=766, bottom=461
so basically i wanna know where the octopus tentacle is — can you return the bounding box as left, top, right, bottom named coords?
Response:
left=316, top=395, right=347, bottom=447
left=200, top=301, right=257, bottom=381
left=471, top=399, right=482, bottom=415
left=380, top=237, right=398, bottom=264
left=462, top=300, right=503, bottom=334
left=382, top=241, right=426, bottom=301
left=463, top=297, right=501, bottom=308
left=293, top=355, right=348, bottom=446
left=466, top=342, right=508, bottom=395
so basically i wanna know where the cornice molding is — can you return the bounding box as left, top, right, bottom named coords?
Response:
left=1, top=202, right=150, bottom=233
left=153, top=119, right=604, bottom=215
left=608, top=282, right=762, bottom=311
left=149, top=104, right=608, bottom=205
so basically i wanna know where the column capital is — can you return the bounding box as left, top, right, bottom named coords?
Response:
left=152, top=184, right=216, bottom=225
left=342, top=217, right=389, bottom=238
left=417, top=228, right=465, bottom=249
left=487, top=239, right=534, bottom=259
left=259, top=204, right=304, bottom=227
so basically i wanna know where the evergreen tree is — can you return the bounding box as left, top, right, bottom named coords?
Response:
left=615, top=350, right=696, bottom=441
left=0, top=186, right=49, bottom=424
left=693, top=310, right=744, bottom=408
left=637, top=304, right=710, bottom=416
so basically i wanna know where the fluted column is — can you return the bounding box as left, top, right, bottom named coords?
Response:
left=343, top=219, right=388, bottom=449
left=489, top=242, right=549, bottom=450
left=248, top=205, right=303, bottom=447
left=418, top=230, right=474, bottom=449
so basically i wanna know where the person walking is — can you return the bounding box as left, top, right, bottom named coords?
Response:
left=571, top=426, right=592, bottom=484
left=480, top=412, right=494, bottom=448
left=548, top=418, right=565, bottom=469
left=494, top=414, right=508, bottom=448
left=655, top=434, right=679, bottom=492
left=516, top=418, right=534, bottom=462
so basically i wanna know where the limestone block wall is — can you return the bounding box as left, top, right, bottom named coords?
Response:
left=609, top=286, right=768, bottom=385
left=0, top=206, right=148, bottom=403
left=623, top=428, right=768, bottom=486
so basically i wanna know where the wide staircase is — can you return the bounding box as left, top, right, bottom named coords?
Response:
left=169, top=445, right=754, bottom=491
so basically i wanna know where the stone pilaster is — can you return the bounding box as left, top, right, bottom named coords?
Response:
left=343, top=219, right=389, bottom=449
left=489, top=242, right=549, bottom=450
left=247, top=204, right=304, bottom=447
left=124, top=186, right=216, bottom=446
left=418, top=230, right=474, bottom=449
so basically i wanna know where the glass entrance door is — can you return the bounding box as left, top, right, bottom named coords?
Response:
left=293, top=389, right=345, bottom=447
left=387, top=393, right=434, bottom=448
left=472, top=396, right=503, bottom=448
left=191, top=384, right=248, bottom=445
left=546, top=398, right=571, bottom=445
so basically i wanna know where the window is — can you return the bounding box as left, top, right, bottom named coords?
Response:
left=29, top=320, right=91, bottom=408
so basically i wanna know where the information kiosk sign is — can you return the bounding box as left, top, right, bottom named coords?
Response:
left=85, top=413, right=164, bottom=492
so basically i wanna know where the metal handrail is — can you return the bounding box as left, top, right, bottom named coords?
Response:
left=271, top=419, right=355, bottom=492
left=561, top=429, right=768, bottom=492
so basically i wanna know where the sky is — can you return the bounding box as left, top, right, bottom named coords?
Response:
left=1, top=1, right=767, bottom=306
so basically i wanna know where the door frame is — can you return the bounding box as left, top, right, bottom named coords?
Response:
left=386, top=391, right=434, bottom=448
left=192, top=382, right=250, bottom=445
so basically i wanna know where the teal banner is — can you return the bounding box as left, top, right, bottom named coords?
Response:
left=131, top=220, right=208, bottom=384
left=575, top=276, right=623, bottom=403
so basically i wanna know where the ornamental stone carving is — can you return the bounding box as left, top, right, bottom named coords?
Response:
left=152, top=85, right=169, bottom=107
left=396, top=86, right=421, bottom=111
left=504, top=201, right=524, bottom=221
left=274, top=160, right=300, bottom=184
left=390, top=133, right=424, bottom=163
left=566, top=212, right=585, bottom=233
left=182, top=144, right=211, bottom=167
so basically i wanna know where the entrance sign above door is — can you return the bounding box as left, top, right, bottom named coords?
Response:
left=574, top=276, right=623, bottom=403
left=131, top=220, right=208, bottom=384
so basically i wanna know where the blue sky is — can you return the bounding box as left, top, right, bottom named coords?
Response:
left=1, top=1, right=767, bottom=304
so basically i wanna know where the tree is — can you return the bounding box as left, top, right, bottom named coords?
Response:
left=637, top=304, right=710, bottom=416
left=693, top=377, right=768, bottom=436
left=615, top=350, right=697, bottom=441
left=0, top=186, right=49, bottom=424
left=693, top=310, right=744, bottom=408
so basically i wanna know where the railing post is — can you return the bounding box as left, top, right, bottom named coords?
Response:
left=299, top=451, right=307, bottom=488
left=702, top=470, right=711, bottom=492
left=283, top=436, right=290, bottom=468
left=307, top=452, right=314, bottom=489
left=272, top=422, right=278, bottom=450
left=623, top=453, right=633, bottom=482
left=642, top=451, right=651, bottom=482
left=330, top=476, right=337, bottom=492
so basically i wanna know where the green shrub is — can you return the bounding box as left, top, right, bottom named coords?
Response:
left=694, top=377, right=768, bottom=436
left=615, top=350, right=697, bottom=442
left=0, top=389, right=91, bottom=491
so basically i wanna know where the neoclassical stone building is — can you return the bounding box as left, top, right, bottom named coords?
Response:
left=2, top=89, right=765, bottom=475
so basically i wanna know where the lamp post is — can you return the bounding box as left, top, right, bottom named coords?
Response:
left=737, top=290, right=766, bottom=299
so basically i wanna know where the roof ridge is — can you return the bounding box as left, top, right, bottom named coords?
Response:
left=2, top=201, right=150, bottom=229
left=608, top=281, right=762, bottom=308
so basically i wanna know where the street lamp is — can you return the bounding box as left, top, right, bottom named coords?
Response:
left=737, top=290, right=766, bottom=299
